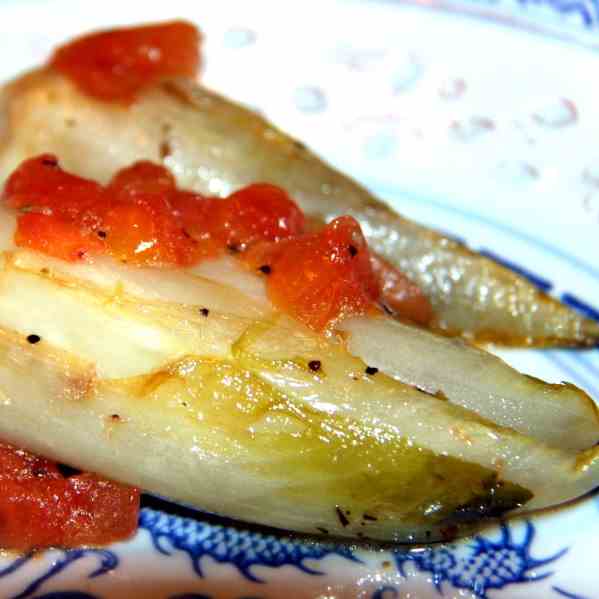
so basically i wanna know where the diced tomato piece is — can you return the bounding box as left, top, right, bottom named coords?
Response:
left=50, top=21, right=201, bottom=103
left=2, top=154, right=105, bottom=221
left=250, top=216, right=379, bottom=331
left=211, top=183, right=305, bottom=250
left=170, top=190, right=214, bottom=232
left=3, top=155, right=434, bottom=326
left=172, top=182, right=304, bottom=255
left=0, top=443, right=139, bottom=551
left=15, top=213, right=104, bottom=262
left=108, top=161, right=176, bottom=198
left=242, top=239, right=288, bottom=271
left=370, top=254, right=434, bottom=326
left=0, top=443, right=62, bottom=481
left=170, top=192, right=223, bottom=258
left=59, top=473, right=140, bottom=548
left=102, top=202, right=159, bottom=263
left=102, top=196, right=201, bottom=266
left=105, top=162, right=216, bottom=264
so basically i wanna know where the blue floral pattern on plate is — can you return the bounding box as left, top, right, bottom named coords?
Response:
left=392, top=521, right=567, bottom=598
left=0, top=512, right=588, bottom=598
left=138, top=509, right=360, bottom=582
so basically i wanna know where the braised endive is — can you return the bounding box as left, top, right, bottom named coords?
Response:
left=1, top=68, right=597, bottom=346
left=0, top=202, right=597, bottom=542
left=0, top=23, right=598, bottom=545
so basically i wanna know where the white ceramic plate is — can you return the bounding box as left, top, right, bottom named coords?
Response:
left=0, top=0, right=598, bottom=596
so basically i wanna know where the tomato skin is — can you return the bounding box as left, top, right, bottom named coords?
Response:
left=0, top=443, right=139, bottom=551
left=50, top=21, right=201, bottom=103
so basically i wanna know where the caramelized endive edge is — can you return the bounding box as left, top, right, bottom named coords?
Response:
left=0, top=326, right=527, bottom=543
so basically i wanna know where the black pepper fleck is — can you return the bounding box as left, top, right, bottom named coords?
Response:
left=363, top=513, right=378, bottom=521
left=293, top=140, right=307, bottom=152
left=258, top=264, right=272, bottom=275
left=365, top=366, right=379, bottom=376
left=381, top=303, right=394, bottom=316
left=199, top=308, right=210, bottom=317
left=57, top=463, right=80, bottom=477
left=440, top=524, right=459, bottom=543
left=316, top=527, right=329, bottom=535
left=335, top=506, right=350, bottom=527
left=41, top=157, right=58, bottom=168
left=227, top=243, right=240, bottom=254
left=308, top=360, right=321, bottom=372
left=26, top=334, right=41, bottom=345
left=32, top=465, right=49, bottom=477
left=159, top=140, right=172, bottom=159
left=348, top=244, right=358, bottom=257
left=110, top=414, right=121, bottom=422
left=97, top=230, right=107, bottom=239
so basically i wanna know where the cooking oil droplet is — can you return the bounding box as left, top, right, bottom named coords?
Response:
left=223, top=28, right=256, bottom=48
left=294, top=86, right=327, bottom=113
left=532, top=98, right=578, bottom=128
left=495, top=160, right=540, bottom=184
left=391, top=54, right=422, bottom=94
left=582, top=165, right=599, bottom=187
left=513, top=120, right=536, bottom=145
left=363, top=132, right=397, bottom=160
left=449, top=117, right=495, bottom=142
left=582, top=190, right=599, bottom=221
left=439, top=78, right=466, bottom=100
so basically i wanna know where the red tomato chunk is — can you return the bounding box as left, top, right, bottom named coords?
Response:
left=3, top=154, right=432, bottom=329
left=51, top=21, right=201, bottom=103
left=15, top=212, right=104, bottom=262
left=370, top=254, right=433, bottom=326
left=0, top=443, right=139, bottom=551
left=244, top=216, right=380, bottom=331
